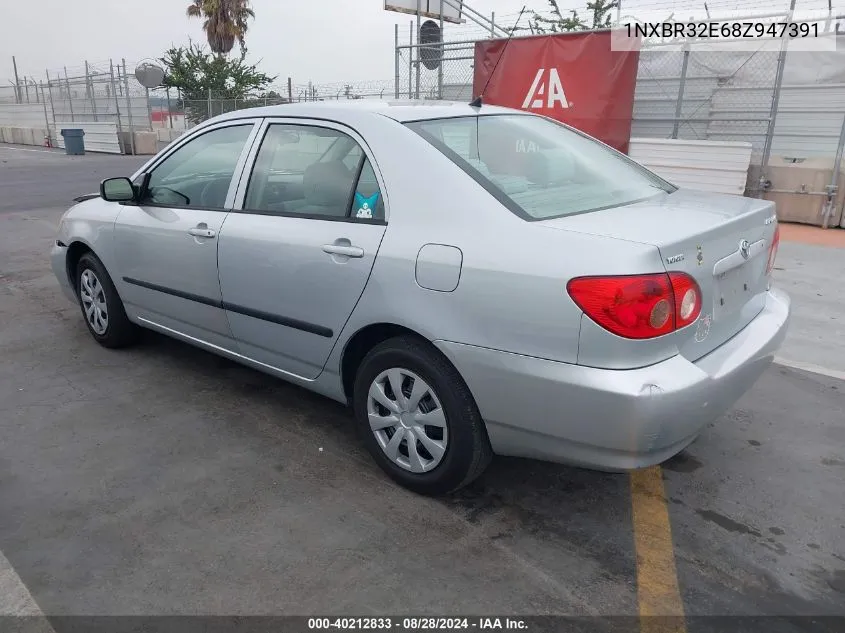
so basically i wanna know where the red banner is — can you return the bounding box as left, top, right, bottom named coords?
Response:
left=473, top=31, right=640, bottom=154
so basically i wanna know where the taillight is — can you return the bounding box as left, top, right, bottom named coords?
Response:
left=567, top=272, right=702, bottom=340
left=766, top=224, right=780, bottom=275
left=668, top=271, right=702, bottom=329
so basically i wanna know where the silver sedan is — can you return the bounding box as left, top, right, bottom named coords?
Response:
left=51, top=101, right=791, bottom=495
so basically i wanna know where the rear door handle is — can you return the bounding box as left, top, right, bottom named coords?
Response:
left=189, top=227, right=216, bottom=239
left=322, top=244, right=364, bottom=258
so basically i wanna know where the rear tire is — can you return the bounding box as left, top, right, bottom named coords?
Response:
left=75, top=252, right=140, bottom=349
left=352, top=335, right=492, bottom=496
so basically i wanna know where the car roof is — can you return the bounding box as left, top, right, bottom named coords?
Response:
left=212, top=100, right=527, bottom=125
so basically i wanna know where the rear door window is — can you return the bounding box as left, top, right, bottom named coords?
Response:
left=243, top=123, right=384, bottom=222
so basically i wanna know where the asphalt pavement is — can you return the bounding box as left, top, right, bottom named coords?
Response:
left=0, top=144, right=843, bottom=629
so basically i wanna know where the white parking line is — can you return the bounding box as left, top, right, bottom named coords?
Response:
left=774, top=357, right=845, bottom=381
left=0, top=146, right=57, bottom=154
left=0, top=550, right=55, bottom=630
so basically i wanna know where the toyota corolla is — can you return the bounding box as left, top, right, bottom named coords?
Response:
left=50, top=101, right=791, bottom=495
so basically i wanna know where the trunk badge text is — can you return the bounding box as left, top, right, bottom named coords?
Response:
left=696, top=246, right=704, bottom=266
left=666, top=253, right=685, bottom=264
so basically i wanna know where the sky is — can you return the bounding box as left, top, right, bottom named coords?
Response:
left=2, top=0, right=833, bottom=86
left=2, top=0, right=536, bottom=86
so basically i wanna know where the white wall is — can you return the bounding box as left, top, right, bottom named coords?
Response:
left=0, top=103, right=49, bottom=128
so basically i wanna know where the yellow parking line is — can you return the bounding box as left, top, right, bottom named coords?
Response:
left=630, top=465, right=687, bottom=633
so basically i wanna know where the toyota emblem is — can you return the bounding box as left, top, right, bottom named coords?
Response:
left=739, top=239, right=750, bottom=260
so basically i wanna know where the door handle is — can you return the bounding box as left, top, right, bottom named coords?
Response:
left=322, top=244, right=364, bottom=258
left=189, top=227, right=216, bottom=239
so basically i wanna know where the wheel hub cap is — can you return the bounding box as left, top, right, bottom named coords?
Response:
left=79, top=269, right=108, bottom=336
left=367, top=368, right=448, bottom=474
left=399, top=412, right=415, bottom=429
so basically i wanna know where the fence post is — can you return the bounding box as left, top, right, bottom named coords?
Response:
left=208, top=88, right=213, bottom=119
left=45, top=70, right=56, bottom=143
left=828, top=112, right=845, bottom=229
left=287, top=77, right=293, bottom=104
left=395, top=24, right=400, bottom=99
left=84, top=61, right=91, bottom=101
left=40, top=82, right=51, bottom=145
left=671, top=44, right=690, bottom=139
left=437, top=0, right=445, bottom=100
left=122, top=59, right=136, bottom=156
left=85, top=60, right=99, bottom=122
left=146, top=87, right=153, bottom=131
left=758, top=0, right=796, bottom=197
left=109, top=60, right=126, bottom=154
left=166, top=87, right=173, bottom=129
left=12, top=56, right=21, bottom=104
left=408, top=21, right=413, bottom=99
left=415, top=0, right=422, bottom=99
left=64, top=66, right=75, bottom=122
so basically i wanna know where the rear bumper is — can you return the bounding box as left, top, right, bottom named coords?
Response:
left=434, top=287, right=791, bottom=471
left=51, top=242, right=77, bottom=304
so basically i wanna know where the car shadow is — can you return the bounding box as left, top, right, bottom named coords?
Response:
left=133, top=329, right=639, bottom=580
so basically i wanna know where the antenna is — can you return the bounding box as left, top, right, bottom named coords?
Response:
left=470, top=5, right=528, bottom=108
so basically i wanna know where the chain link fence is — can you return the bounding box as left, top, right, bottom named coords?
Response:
left=634, top=46, right=781, bottom=155
left=0, top=59, right=159, bottom=153
left=392, top=7, right=845, bottom=227
left=3, top=5, right=845, bottom=226
left=395, top=38, right=475, bottom=100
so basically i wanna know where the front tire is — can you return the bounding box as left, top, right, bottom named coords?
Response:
left=75, top=252, right=140, bottom=349
left=352, top=335, right=492, bottom=496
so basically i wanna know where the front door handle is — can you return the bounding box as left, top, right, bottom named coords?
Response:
left=189, top=227, right=216, bottom=239
left=322, top=244, right=364, bottom=258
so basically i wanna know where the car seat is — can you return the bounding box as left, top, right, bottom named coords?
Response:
left=285, top=160, right=355, bottom=217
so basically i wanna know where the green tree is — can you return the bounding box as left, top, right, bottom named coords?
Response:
left=161, top=42, right=278, bottom=123
left=186, top=0, right=255, bottom=57
left=526, top=0, right=619, bottom=33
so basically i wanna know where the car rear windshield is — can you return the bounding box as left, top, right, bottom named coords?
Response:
left=405, top=114, right=676, bottom=221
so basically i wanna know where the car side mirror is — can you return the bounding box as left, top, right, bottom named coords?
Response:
left=100, top=177, right=136, bottom=202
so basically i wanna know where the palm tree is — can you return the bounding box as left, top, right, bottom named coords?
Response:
left=186, top=0, right=255, bottom=57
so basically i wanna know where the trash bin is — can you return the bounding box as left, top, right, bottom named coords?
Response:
left=60, top=128, right=85, bottom=156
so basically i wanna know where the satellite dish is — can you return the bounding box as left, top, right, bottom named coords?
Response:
left=419, top=19, right=442, bottom=71
left=134, top=61, right=165, bottom=89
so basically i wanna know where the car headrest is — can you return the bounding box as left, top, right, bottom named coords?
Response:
left=303, top=160, right=355, bottom=208
left=524, top=149, right=577, bottom=186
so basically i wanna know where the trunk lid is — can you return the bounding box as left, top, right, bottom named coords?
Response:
left=539, top=189, right=778, bottom=362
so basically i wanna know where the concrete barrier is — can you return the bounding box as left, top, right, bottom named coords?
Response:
left=0, top=126, right=48, bottom=147
left=156, top=128, right=186, bottom=144
left=2, top=124, right=179, bottom=154
left=132, top=131, right=159, bottom=155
